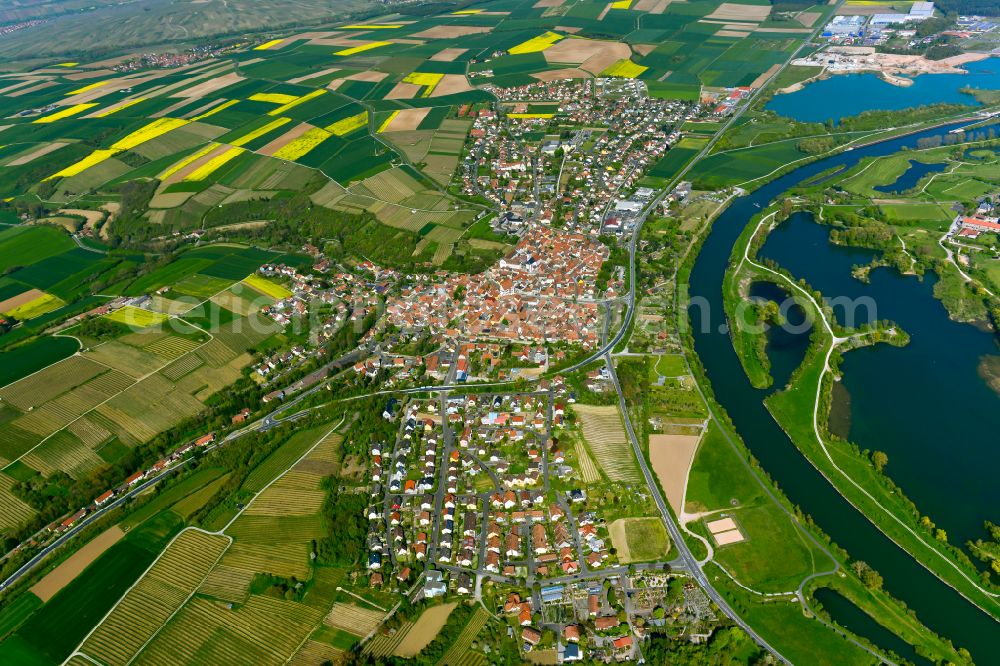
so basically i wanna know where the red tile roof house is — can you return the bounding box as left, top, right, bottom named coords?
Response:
left=94, top=490, right=114, bottom=506
left=522, top=626, right=541, bottom=647
left=612, top=635, right=633, bottom=651
left=595, top=616, right=620, bottom=630
left=125, top=471, right=144, bottom=487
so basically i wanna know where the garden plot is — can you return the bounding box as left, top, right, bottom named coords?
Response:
left=572, top=404, right=641, bottom=482
left=80, top=529, right=230, bottom=666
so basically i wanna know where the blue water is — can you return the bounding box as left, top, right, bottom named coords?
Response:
left=687, top=119, right=1000, bottom=661
left=873, top=160, right=946, bottom=193
left=766, top=58, right=1000, bottom=123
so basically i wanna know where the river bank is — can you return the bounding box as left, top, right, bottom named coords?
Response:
left=687, top=120, right=1000, bottom=662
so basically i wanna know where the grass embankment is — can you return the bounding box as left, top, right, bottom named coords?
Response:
left=809, top=574, right=970, bottom=665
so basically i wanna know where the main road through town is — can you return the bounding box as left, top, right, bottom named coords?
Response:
left=558, top=7, right=842, bottom=662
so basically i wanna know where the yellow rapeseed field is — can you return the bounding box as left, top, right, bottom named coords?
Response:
left=2, top=293, right=64, bottom=320
left=377, top=111, right=400, bottom=133
left=66, top=81, right=110, bottom=96
left=254, top=39, right=284, bottom=50
left=326, top=112, right=368, bottom=136
left=104, top=306, right=170, bottom=328
left=250, top=93, right=299, bottom=105
left=341, top=23, right=403, bottom=29
left=508, top=113, right=555, bottom=119
left=401, top=72, right=443, bottom=97
left=273, top=127, right=331, bottom=161
left=33, top=103, right=98, bottom=124
left=610, top=0, right=632, bottom=8
left=44, top=149, right=120, bottom=181
left=600, top=59, right=648, bottom=78
left=231, top=118, right=292, bottom=147
left=93, top=98, right=147, bottom=118
left=508, top=31, right=564, bottom=54
left=191, top=99, right=239, bottom=121
left=110, top=117, right=190, bottom=151
left=184, top=147, right=245, bottom=181
left=159, top=143, right=219, bottom=179
left=269, top=89, right=326, bottom=116
left=243, top=274, right=293, bottom=299
left=334, top=41, right=391, bottom=56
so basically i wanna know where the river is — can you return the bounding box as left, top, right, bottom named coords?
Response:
left=687, top=121, right=1000, bottom=661
left=765, top=58, right=1000, bottom=123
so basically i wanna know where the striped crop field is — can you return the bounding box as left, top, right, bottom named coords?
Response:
left=80, top=529, right=230, bottom=666
left=226, top=514, right=326, bottom=543
left=143, top=335, right=201, bottom=360
left=161, top=353, right=204, bottom=380
left=436, top=606, right=489, bottom=666
left=0, top=473, right=36, bottom=530
left=243, top=470, right=326, bottom=516
left=574, top=436, right=602, bottom=484
left=324, top=602, right=384, bottom=636
left=573, top=404, right=641, bottom=483
left=289, top=640, right=343, bottom=665
left=220, top=541, right=312, bottom=579
left=22, top=430, right=104, bottom=477
left=133, top=594, right=323, bottom=665
left=197, top=564, right=254, bottom=603
left=0, top=356, right=106, bottom=411
left=364, top=621, right=414, bottom=658
left=241, top=274, right=292, bottom=299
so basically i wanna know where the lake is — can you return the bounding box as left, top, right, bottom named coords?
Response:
left=687, top=119, right=1000, bottom=661
left=765, top=57, right=1000, bottom=123
left=760, top=212, right=1000, bottom=553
